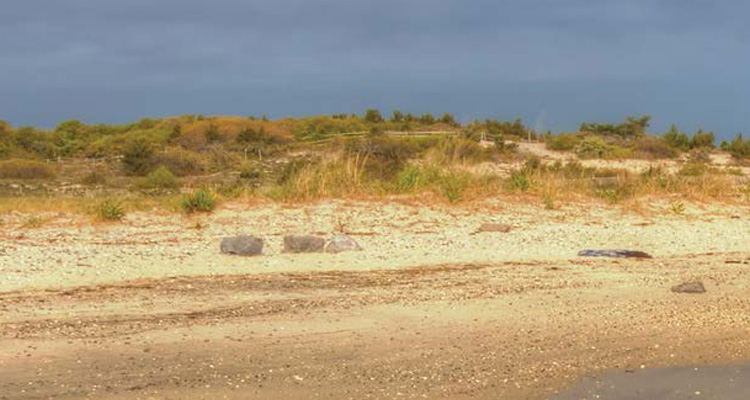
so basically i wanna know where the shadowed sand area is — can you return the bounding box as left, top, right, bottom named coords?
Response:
left=552, top=364, right=750, bottom=400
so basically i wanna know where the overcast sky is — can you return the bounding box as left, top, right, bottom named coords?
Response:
left=1, top=0, right=748, bottom=138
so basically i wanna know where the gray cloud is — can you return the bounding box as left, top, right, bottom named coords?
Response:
left=1, top=0, right=749, bottom=137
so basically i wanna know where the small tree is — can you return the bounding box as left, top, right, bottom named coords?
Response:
left=438, top=113, right=457, bottom=126
left=726, top=133, right=750, bottom=158
left=691, top=130, right=715, bottom=148
left=663, top=124, right=690, bottom=150
left=622, top=115, right=650, bottom=137
left=364, top=109, right=384, bottom=123
left=419, top=113, right=435, bottom=125
left=391, top=110, right=404, bottom=122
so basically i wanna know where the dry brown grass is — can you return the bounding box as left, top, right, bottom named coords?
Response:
left=0, top=159, right=56, bottom=179
left=1, top=156, right=746, bottom=217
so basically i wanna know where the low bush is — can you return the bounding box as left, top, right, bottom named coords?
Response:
left=181, top=190, right=217, bottom=213
left=239, top=167, right=262, bottom=180
left=343, top=136, right=424, bottom=179
left=141, top=166, right=180, bottom=190
left=152, top=148, right=207, bottom=176
left=0, top=159, right=55, bottom=179
left=574, top=136, right=617, bottom=159
left=723, top=133, right=750, bottom=159
left=633, top=137, right=678, bottom=159
left=545, top=133, right=581, bottom=151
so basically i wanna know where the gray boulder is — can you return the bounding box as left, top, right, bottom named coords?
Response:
left=671, top=281, right=706, bottom=294
left=220, top=235, right=263, bottom=256
left=325, top=234, right=362, bottom=254
left=283, top=235, right=326, bottom=253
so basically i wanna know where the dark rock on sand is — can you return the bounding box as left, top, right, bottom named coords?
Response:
left=220, top=236, right=264, bottom=256
left=325, top=234, right=362, bottom=254
left=283, top=235, right=326, bottom=253
left=671, top=281, right=706, bottom=294
left=472, top=223, right=513, bottom=234
left=578, top=250, right=653, bottom=259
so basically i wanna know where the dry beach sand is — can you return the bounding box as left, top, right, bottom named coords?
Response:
left=0, top=199, right=748, bottom=399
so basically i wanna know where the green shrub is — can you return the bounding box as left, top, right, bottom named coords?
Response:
left=181, top=190, right=217, bottom=213
left=724, top=133, right=750, bottom=159
left=239, top=166, right=263, bottom=181
left=344, top=136, right=421, bottom=179
left=395, top=165, right=422, bottom=192
left=669, top=201, right=685, bottom=214
left=95, top=200, right=125, bottom=221
left=663, top=125, right=690, bottom=150
left=523, top=156, right=542, bottom=171
left=142, top=166, right=180, bottom=189
left=543, top=195, right=555, bottom=210
left=363, top=109, right=384, bottom=123
left=509, top=172, right=530, bottom=191
left=0, top=159, right=55, bottom=179
left=579, top=115, right=650, bottom=138
left=438, top=171, right=468, bottom=203
left=594, top=188, right=620, bottom=203
left=691, top=130, right=715, bottom=148
left=122, top=140, right=155, bottom=176
left=574, top=136, right=616, bottom=158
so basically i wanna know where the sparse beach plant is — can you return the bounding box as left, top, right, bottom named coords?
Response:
left=509, top=172, right=530, bottom=191
left=669, top=200, right=685, bottom=214
left=439, top=171, right=467, bottom=203
left=595, top=188, right=619, bottom=203
left=181, top=190, right=217, bottom=213
left=95, top=200, right=125, bottom=222
left=543, top=194, right=555, bottom=210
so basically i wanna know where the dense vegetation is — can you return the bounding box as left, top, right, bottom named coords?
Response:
left=0, top=111, right=530, bottom=183
left=0, top=111, right=747, bottom=215
left=542, top=116, right=750, bottom=160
